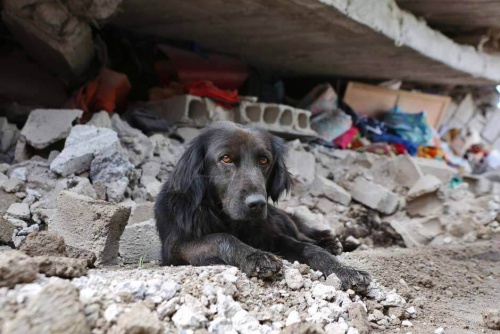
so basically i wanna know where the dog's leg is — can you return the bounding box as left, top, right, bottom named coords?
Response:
left=290, top=215, right=343, bottom=255
left=170, top=233, right=282, bottom=278
left=276, top=236, right=371, bottom=292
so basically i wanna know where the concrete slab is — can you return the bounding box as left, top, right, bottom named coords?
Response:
left=111, top=0, right=500, bottom=85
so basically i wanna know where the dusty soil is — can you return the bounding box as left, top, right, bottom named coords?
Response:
left=344, top=235, right=500, bottom=333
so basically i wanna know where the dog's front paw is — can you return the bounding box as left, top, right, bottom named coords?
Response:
left=241, top=251, right=282, bottom=278
left=336, top=266, right=371, bottom=293
left=317, top=236, right=343, bottom=256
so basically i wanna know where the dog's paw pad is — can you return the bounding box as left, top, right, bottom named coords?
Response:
left=243, top=251, right=282, bottom=278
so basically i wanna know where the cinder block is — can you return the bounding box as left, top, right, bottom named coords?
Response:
left=144, top=95, right=236, bottom=127
left=236, top=102, right=316, bottom=137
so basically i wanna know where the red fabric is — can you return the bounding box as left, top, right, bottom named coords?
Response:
left=333, top=126, right=359, bottom=149
left=184, top=80, right=240, bottom=109
left=67, top=68, right=131, bottom=121
left=392, top=143, right=407, bottom=155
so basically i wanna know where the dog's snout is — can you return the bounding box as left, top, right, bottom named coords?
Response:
left=245, top=194, right=267, bottom=210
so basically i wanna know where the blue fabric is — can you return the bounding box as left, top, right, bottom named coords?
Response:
left=384, top=106, right=433, bottom=147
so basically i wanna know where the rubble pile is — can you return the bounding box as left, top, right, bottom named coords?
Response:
left=1, top=108, right=499, bottom=333
left=0, top=256, right=414, bottom=334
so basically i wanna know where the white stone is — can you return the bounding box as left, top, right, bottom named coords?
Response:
left=310, top=176, right=351, bottom=206
left=434, top=327, right=445, bottom=334
left=285, top=310, right=301, bottom=326
left=349, top=177, right=400, bottom=215
left=407, top=174, right=442, bottom=201
left=285, top=268, right=304, bottom=290
left=172, top=305, right=208, bottom=329
left=312, top=283, right=336, bottom=300
left=402, top=320, right=413, bottom=327
left=381, top=290, right=406, bottom=307
left=6, top=203, right=30, bottom=220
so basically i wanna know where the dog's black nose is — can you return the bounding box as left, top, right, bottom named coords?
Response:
left=245, top=194, right=267, bottom=210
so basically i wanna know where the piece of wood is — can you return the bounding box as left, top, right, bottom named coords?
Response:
left=343, top=82, right=451, bottom=128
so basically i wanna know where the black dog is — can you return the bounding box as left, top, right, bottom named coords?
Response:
left=155, top=121, right=370, bottom=290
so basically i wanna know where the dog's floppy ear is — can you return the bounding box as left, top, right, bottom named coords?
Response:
left=267, top=135, right=292, bottom=202
left=169, top=135, right=206, bottom=206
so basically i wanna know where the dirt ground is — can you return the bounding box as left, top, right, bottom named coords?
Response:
left=344, top=235, right=500, bottom=334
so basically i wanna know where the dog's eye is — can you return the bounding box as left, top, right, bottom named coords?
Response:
left=258, top=157, right=269, bottom=165
left=221, top=155, right=233, bottom=164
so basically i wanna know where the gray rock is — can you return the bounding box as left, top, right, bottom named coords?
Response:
left=106, top=177, right=129, bottom=204
left=2, top=177, right=24, bottom=193
left=0, top=217, right=15, bottom=244
left=48, top=150, right=60, bottom=163
left=312, top=283, right=336, bottom=300
left=406, top=192, right=443, bottom=218
left=347, top=303, right=370, bottom=334
left=176, top=127, right=200, bottom=143
left=141, top=160, right=161, bottom=179
left=34, top=256, right=88, bottom=278
left=67, top=176, right=98, bottom=199
left=311, top=176, right=351, bottom=206
left=50, top=125, right=120, bottom=177
left=285, top=268, right=304, bottom=290
left=51, top=191, right=131, bottom=265
left=282, top=322, right=325, bottom=334
left=381, top=290, right=406, bottom=307
left=0, top=190, right=18, bottom=216
left=128, top=202, right=154, bottom=225
left=90, top=146, right=133, bottom=184
left=482, top=309, right=500, bottom=330
left=407, top=174, right=442, bottom=201
left=0, top=172, right=7, bottom=188
left=87, top=110, right=112, bottom=128
left=3, top=281, right=90, bottom=334
left=115, top=303, right=162, bottom=334
left=111, top=114, right=153, bottom=166
left=325, top=274, right=343, bottom=290
left=19, top=231, right=67, bottom=257
left=0, top=163, right=10, bottom=174
left=20, top=109, right=83, bottom=150
left=17, top=224, right=39, bottom=236
left=6, top=203, right=30, bottom=220
left=66, top=245, right=97, bottom=268
left=393, top=155, right=423, bottom=188
left=412, top=157, right=456, bottom=183
left=349, top=177, right=400, bottom=215
left=119, top=219, right=161, bottom=264
left=141, top=175, right=162, bottom=200
left=10, top=167, right=28, bottom=181
left=287, top=147, right=316, bottom=192
left=0, top=117, right=19, bottom=153
left=0, top=250, right=38, bottom=288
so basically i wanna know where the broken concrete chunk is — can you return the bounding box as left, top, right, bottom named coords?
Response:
left=407, top=174, right=442, bottom=201
left=3, top=281, right=91, bottom=334
left=19, top=231, right=67, bottom=257
left=0, top=250, right=38, bottom=288
left=2, top=177, right=24, bottom=193
left=349, top=177, right=400, bottom=215
left=286, top=148, right=316, bottom=192
left=51, top=191, right=131, bottom=265
left=66, top=245, right=97, bottom=268
left=406, top=192, right=443, bottom=218
left=412, top=157, right=456, bottom=183
left=115, top=303, right=162, bottom=334
left=119, top=219, right=161, bottom=264
left=176, top=127, right=201, bottom=144
left=50, top=125, right=120, bottom=177
left=0, top=117, right=20, bottom=153
left=90, top=146, right=133, bottom=184
left=34, top=256, right=88, bottom=278
left=393, top=155, right=424, bottom=188
left=0, top=217, right=15, bottom=244
left=106, top=177, right=129, bottom=204
left=20, top=109, right=83, bottom=150
left=67, top=176, right=98, bottom=199
left=6, top=203, right=30, bottom=220
left=87, top=110, right=112, bottom=128
left=111, top=114, right=153, bottom=166
left=310, top=176, right=351, bottom=206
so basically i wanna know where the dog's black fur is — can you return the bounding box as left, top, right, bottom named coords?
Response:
left=155, top=121, right=370, bottom=290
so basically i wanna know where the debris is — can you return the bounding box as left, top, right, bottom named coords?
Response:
left=50, top=125, right=120, bottom=177
left=2, top=281, right=90, bottom=334
left=111, top=114, right=153, bottom=166
left=0, top=217, right=15, bottom=244
left=406, top=175, right=442, bottom=201
left=19, top=109, right=82, bottom=150
left=51, top=191, right=131, bottom=265
left=285, top=268, right=304, bottom=290
left=119, top=219, right=161, bottom=264
left=2, top=177, right=24, bottom=193
left=89, top=146, right=134, bottom=184
left=19, top=231, right=67, bottom=257
left=311, top=176, right=351, bottom=206
left=349, top=177, right=400, bottom=215
left=5, top=202, right=30, bottom=220
left=115, top=303, right=162, bottom=334
left=0, top=250, right=38, bottom=288
left=287, top=148, right=317, bottom=191
left=34, top=256, right=88, bottom=278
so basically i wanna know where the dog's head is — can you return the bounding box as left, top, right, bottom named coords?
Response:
left=169, top=121, right=292, bottom=221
